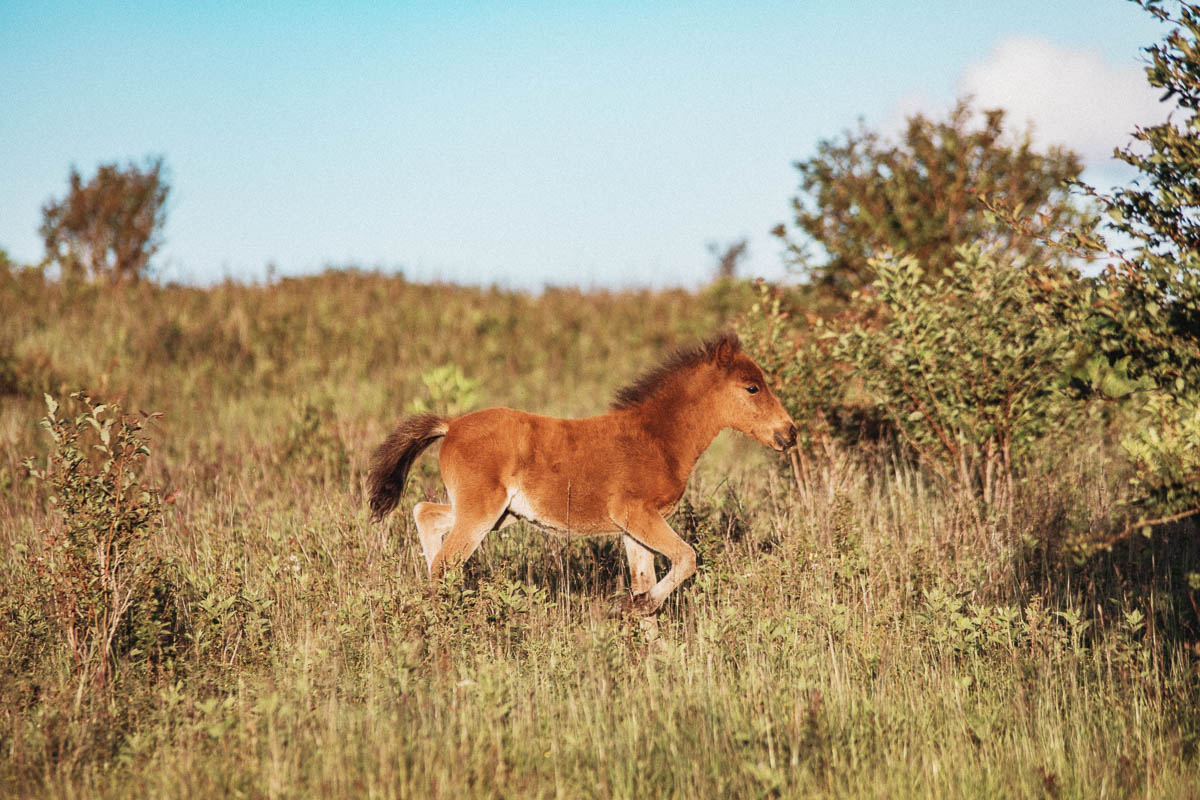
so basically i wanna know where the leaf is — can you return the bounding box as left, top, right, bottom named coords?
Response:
left=1099, top=371, right=1139, bottom=399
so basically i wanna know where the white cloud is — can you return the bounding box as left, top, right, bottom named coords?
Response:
left=958, top=36, right=1166, bottom=166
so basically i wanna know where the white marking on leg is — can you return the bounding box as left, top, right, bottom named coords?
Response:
left=414, top=502, right=453, bottom=574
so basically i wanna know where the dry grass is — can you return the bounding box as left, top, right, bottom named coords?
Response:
left=1, top=269, right=1197, bottom=798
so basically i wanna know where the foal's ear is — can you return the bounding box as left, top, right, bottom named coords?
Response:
left=712, top=336, right=736, bottom=368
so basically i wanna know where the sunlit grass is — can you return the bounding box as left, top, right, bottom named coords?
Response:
left=1, top=271, right=1197, bottom=798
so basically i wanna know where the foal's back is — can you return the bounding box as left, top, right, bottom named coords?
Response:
left=439, top=406, right=678, bottom=534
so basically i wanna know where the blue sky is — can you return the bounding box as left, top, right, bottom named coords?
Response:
left=0, top=2, right=1170, bottom=289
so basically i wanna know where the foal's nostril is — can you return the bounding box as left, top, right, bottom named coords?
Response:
left=773, top=424, right=798, bottom=450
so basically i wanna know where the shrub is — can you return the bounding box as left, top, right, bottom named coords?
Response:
left=1088, top=1, right=1200, bottom=529
left=834, top=249, right=1078, bottom=513
left=18, top=393, right=183, bottom=694
left=1120, top=392, right=1200, bottom=522
left=741, top=249, right=1081, bottom=527
left=278, top=397, right=350, bottom=484
left=410, top=363, right=482, bottom=417
left=776, top=99, right=1087, bottom=293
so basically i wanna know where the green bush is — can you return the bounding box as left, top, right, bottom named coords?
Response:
left=776, top=99, right=1087, bottom=293
left=979, top=2, right=1200, bottom=532
left=409, top=362, right=482, bottom=417
left=1089, top=1, right=1200, bottom=528
left=17, top=393, right=184, bottom=693
left=834, top=248, right=1078, bottom=513
left=741, top=249, right=1081, bottom=522
left=277, top=397, right=350, bottom=484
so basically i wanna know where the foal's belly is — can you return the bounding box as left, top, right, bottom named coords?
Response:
left=505, top=489, right=622, bottom=536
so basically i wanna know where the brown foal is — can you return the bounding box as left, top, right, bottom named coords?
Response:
left=367, top=331, right=797, bottom=615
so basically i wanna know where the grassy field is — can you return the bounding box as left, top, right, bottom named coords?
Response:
left=1, top=269, right=1198, bottom=798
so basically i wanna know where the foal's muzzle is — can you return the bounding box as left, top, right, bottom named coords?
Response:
left=773, top=424, right=798, bottom=450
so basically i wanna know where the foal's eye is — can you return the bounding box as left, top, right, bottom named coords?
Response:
left=745, top=384, right=760, bottom=395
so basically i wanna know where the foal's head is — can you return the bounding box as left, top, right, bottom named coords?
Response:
left=612, top=331, right=798, bottom=451
left=704, top=334, right=798, bottom=451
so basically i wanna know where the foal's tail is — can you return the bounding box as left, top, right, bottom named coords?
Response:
left=367, top=413, right=450, bottom=520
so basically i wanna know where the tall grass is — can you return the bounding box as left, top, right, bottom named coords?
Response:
left=1, top=269, right=1197, bottom=798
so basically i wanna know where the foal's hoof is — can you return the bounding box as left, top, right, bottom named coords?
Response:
left=622, top=592, right=658, bottom=617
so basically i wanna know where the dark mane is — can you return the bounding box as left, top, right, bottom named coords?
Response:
left=610, top=331, right=742, bottom=410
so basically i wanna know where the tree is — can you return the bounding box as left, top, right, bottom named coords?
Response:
left=1087, top=0, right=1200, bottom=524
left=707, top=237, right=749, bottom=281
left=964, top=1, right=1199, bottom=537
left=1089, top=0, right=1200, bottom=392
left=776, top=101, right=1087, bottom=292
left=40, top=157, right=169, bottom=284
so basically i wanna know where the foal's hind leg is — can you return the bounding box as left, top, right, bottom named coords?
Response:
left=413, top=502, right=453, bottom=573
left=429, top=485, right=510, bottom=578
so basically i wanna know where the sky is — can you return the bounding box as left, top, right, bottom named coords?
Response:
left=0, top=1, right=1173, bottom=290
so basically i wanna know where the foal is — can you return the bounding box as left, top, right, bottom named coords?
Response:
left=368, top=331, right=797, bottom=615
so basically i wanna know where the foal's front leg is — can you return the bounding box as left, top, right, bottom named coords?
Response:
left=613, top=505, right=696, bottom=616
left=622, top=534, right=656, bottom=596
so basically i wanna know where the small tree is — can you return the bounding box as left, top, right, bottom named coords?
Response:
left=1088, top=0, right=1200, bottom=393
left=1092, top=0, right=1200, bottom=524
left=976, top=0, right=1200, bottom=533
left=22, top=393, right=178, bottom=693
left=777, top=101, right=1087, bottom=293
left=40, top=157, right=169, bottom=284
left=708, top=237, right=749, bottom=281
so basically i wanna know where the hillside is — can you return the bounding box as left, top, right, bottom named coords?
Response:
left=1, top=269, right=1197, bottom=798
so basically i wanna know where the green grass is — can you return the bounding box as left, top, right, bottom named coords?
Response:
left=1, top=269, right=1197, bottom=798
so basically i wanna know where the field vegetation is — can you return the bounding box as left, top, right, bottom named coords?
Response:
left=0, top=266, right=1195, bottom=799
left=2, top=2, right=1199, bottom=797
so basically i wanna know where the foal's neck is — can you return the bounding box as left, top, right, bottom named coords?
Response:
left=633, top=372, right=726, bottom=479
